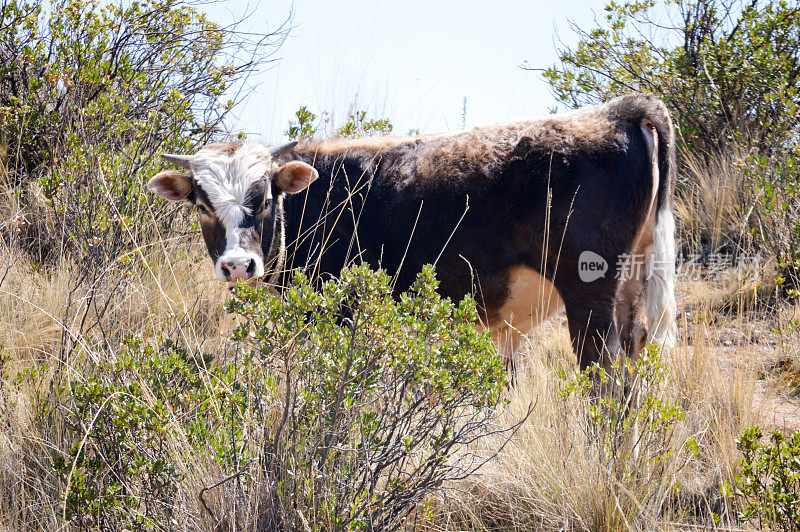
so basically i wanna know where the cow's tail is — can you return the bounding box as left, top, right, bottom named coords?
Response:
left=648, top=203, right=677, bottom=347
left=641, top=96, right=677, bottom=348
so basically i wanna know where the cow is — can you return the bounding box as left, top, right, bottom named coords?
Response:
left=148, top=93, right=677, bottom=370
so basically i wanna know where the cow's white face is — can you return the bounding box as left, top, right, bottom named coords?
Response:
left=147, top=141, right=317, bottom=283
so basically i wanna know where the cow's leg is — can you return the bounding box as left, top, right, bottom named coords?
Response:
left=562, top=295, right=628, bottom=401
left=615, top=276, right=649, bottom=358
left=561, top=289, right=622, bottom=372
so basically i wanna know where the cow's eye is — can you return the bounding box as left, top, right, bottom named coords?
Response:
left=197, top=204, right=211, bottom=216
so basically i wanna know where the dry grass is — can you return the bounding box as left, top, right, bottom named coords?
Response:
left=0, top=233, right=236, bottom=529
left=674, top=145, right=758, bottom=256
left=0, top=241, right=230, bottom=361
left=418, top=309, right=759, bottom=531
left=0, top=230, right=788, bottom=530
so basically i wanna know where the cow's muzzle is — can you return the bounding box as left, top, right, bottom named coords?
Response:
left=216, top=251, right=264, bottom=282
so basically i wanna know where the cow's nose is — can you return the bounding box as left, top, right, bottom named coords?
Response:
left=221, top=257, right=255, bottom=281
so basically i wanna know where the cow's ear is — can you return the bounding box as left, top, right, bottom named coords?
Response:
left=147, top=170, right=194, bottom=203
left=273, top=161, right=318, bottom=194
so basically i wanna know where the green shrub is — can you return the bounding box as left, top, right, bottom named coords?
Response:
left=226, top=263, right=508, bottom=531
left=562, top=345, right=697, bottom=526
left=286, top=105, right=322, bottom=141
left=52, top=264, right=509, bottom=530
left=286, top=106, right=393, bottom=141
left=0, top=0, right=283, bottom=263
left=734, top=427, right=800, bottom=530
left=334, top=111, right=393, bottom=138
left=542, top=0, right=800, bottom=154
left=53, top=338, right=246, bottom=529
left=0, top=0, right=285, bottom=363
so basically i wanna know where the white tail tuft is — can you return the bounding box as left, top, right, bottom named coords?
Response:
left=646, top=208, right=677, bottom=347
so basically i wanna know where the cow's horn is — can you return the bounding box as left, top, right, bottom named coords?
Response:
left=270, top=141, right=298, bottom=158
left=161, top=153, right=194, bottom=168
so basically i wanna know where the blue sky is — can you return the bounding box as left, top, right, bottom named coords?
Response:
left=201, top=0, right=609, bottom=143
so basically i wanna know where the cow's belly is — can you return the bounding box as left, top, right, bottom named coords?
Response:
left=484, top=265, right=565, bottom=360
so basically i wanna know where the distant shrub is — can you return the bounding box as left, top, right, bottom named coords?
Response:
left=286, top=105, right=322, bottom=141
left=734, top=427, right=800, bottom=530
left=542, top=0, right=800, bottom=156
left=226, top=264, right=508, bottom=531
left=334, top=110, right=393, bottom=138
left=286, top=106, right=393, bottom=141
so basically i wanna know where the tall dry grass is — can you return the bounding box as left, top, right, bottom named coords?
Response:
left=417, top=311, right=758, bottom=531
left=3, top=235, right=766, bottom=530
left=0, top=183, right=237, bottom=528
left=674, top=145, right=757, bottom=257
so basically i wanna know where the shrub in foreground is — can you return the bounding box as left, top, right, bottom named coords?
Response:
left=561, top=346, right=696, bottom=527
left=226, top=264, right=508, bottom=531
left=53, top=264, right=509, bottom=530
left=53, top=339, right=245, bottom=529
left=734, top=427, right=800, bottom=530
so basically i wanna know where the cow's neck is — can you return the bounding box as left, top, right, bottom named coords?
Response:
left=278, top=147, right=378, bottom=284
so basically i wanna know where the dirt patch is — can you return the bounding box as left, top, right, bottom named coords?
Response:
left=752, top=381, right=800, bottom=432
